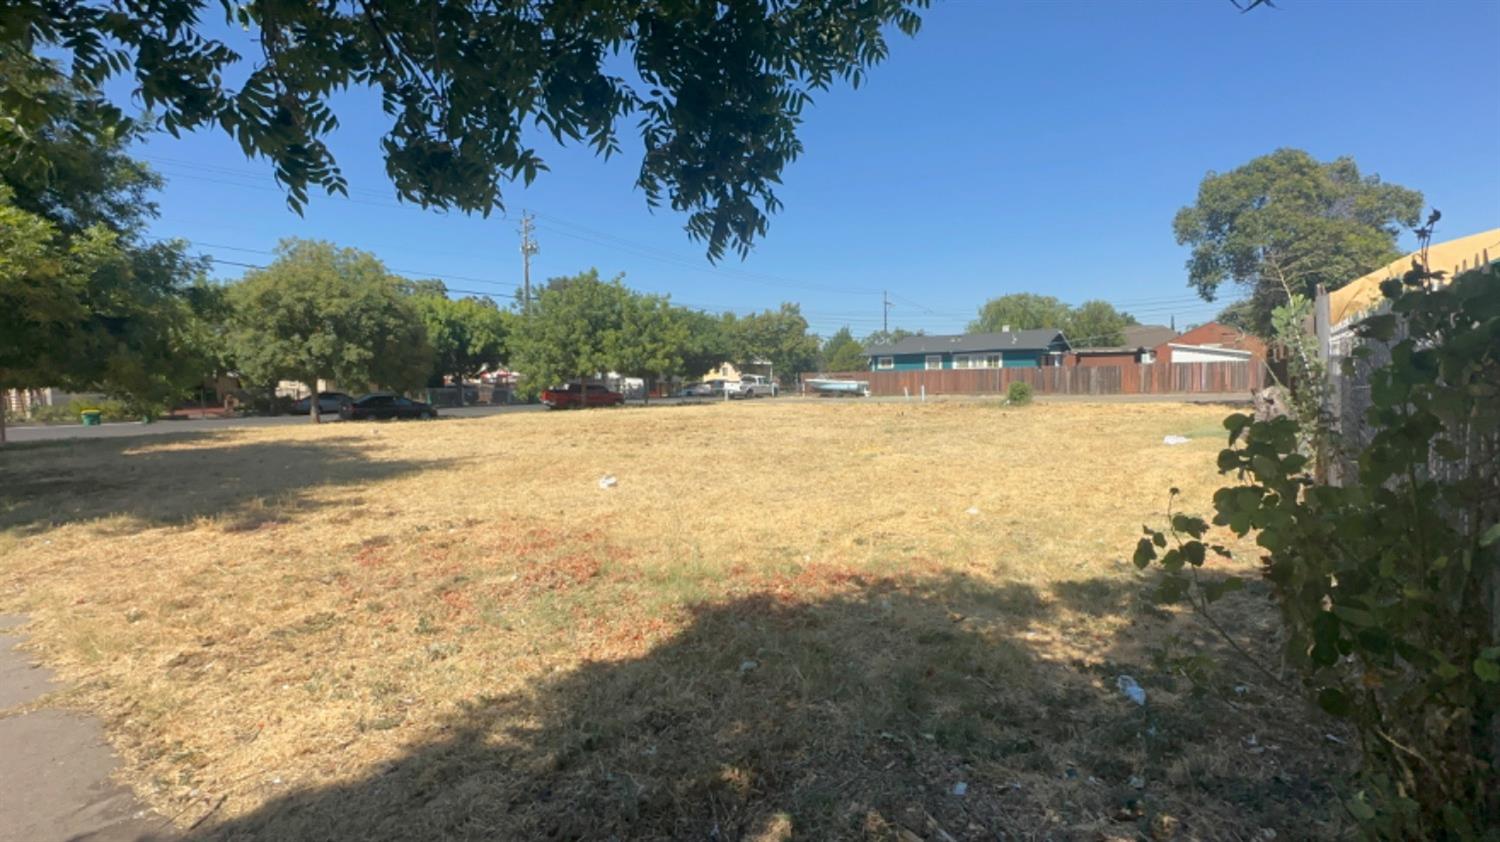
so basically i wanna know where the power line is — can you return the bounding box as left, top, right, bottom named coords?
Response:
left=193, top=244, right=1223, bottom=330
left=141, top=156, right=886, bottom=298
left=139, top=158, right=1233, bottom=323
left=164, top=238, right=524, bottom=291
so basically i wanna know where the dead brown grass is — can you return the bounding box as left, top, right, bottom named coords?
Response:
left=0, top=400, right=1353, bottom=840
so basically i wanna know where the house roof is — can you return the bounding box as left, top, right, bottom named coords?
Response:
left=1169, top=321, right=1267, bottom=356
left=1329, top=227, right=1500, bottom=326
left=864, top=330, right=1068, bottom=356
left=1122, top=324, right=1178, bottom=349
left=1070, top=324, right=1178, bottom=354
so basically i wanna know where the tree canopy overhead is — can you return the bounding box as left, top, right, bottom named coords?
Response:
left=1173, top=148, right=1423, bottom=334
left=5, top=0, right=927, bottom=260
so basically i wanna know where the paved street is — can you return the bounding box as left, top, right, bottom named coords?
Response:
left=1, top=403, right=544, bottom=443
left=2, top=392, right=1255, bottom=444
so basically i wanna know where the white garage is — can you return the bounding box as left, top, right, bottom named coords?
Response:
left=1166, top=344, right=1253, bottom=364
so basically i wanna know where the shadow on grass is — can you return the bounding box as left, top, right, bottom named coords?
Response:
left=171, top=572, right=1346, bottom=841
left=0, top=433, right=456, bottom=533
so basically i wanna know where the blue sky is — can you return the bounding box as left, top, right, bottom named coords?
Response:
left=130, top=0, right=1500, bottom=339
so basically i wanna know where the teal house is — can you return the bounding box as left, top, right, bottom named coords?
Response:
left=862, top=330, right=1071, bottom=371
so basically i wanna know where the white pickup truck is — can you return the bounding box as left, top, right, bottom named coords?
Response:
left=738, top=375, right=778, bottom=398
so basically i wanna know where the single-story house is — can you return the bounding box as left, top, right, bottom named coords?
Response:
left=863, top=330, right=1071, bottom=371
left=705, top=359, right=774, bottom=383
left=1153, top=322, right=1266, bottom=366
left=1068, top=324, right=1178, bottom=367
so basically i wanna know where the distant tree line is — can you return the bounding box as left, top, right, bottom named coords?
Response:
left=5, top=227, right=826, bottom=431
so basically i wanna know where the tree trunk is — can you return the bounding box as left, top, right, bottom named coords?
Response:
left=455, top=372, right=464, bottom=407
left=309, top=379, right=321, bottom=424
left=0, top=390, right=7, bottom=444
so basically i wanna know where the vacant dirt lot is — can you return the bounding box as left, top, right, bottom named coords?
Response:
left=0, top=400, right=1351, bottom=840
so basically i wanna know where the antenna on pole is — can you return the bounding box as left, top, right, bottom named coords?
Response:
left=519, top=212, right=539, bottom=313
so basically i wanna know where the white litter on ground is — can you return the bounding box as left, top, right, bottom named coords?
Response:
left=1162, top=435, right=1191, bottom=445
left=597, top=475, right=618, bottom=489
left=1116, top=675, right=1147, bottom=705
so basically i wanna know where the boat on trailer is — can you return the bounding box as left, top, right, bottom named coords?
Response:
left=805, top=378, right=870, bottom=397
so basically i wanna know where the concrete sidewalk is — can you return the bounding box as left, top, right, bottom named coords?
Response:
left=0, top=615, right=173, bottom=842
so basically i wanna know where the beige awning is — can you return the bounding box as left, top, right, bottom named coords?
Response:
left=1329, top=227, right=1500, bottom=326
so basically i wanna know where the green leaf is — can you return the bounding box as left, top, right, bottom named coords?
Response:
left=1133, top=537, right=1157, bottom=569
left=1152, top=532, right=1167, bottom=548
left=1475, top=657, right=1500, bottom=683
left=1359, top=314, right=1398, bottom=342
left=1317, top=687, right=1352, bottom=717
left=1480, top=523, right=1500, bottom=547
left=1332, top=605, right=1375, bottom=628
left=1223, top=413, right=1252, bottom=444
left=1183, top=541, right=1206, bottom=567
left=1155, top=574, right=1190, bottom=604
left=1441, top=803, right=1475, bottom=838
left=1202, top=576, right=1245, bottom=603
left=1171, top=514, right=1208, bottom=538
left=1311, top=613, right=1341, bottom=666
left=1346, top=795, right=1376, bottom=821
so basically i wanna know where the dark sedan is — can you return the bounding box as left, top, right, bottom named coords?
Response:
left=339, top=394, right=437, bottom=421
left=291, top=391, right=352, bottom=415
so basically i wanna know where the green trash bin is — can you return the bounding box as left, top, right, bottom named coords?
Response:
left=80, top=410, right=102, bottom=426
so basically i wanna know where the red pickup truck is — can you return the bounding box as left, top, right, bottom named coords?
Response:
left=541, top=383, right=625, bottom=409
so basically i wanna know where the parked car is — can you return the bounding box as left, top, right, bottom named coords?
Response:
left=338, top=394, right=437, bottom=420
left=739, top=375, right=778, bottom=398
left=704, top=378, right=745, bottom=398
left=291, top=392, right=352, bottom=415
left=541, top=383, right=625, bottom=409
left=676, top=382, right=715, bottom=397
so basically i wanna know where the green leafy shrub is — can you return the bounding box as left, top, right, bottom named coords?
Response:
left=1006, top=381, right=1033, bottom=406
left=27, top=403, right=77, bottom=424
left=27, top=399, right=132, bottom=424
left=1137, top=258, right=1499, bottom=837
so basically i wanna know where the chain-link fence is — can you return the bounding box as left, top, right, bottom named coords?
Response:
left=421, top=384, right=516, bottom=407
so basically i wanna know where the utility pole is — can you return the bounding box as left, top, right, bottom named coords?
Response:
left=519, top=212, right=538, bottom=313
left=882, top=290, right=891, bottom=334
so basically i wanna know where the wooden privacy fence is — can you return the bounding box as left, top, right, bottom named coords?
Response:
left=801, top=362, right=1264, bottom=397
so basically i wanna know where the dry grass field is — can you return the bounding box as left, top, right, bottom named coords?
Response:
left=0, top=400, right=1352, bottom=840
